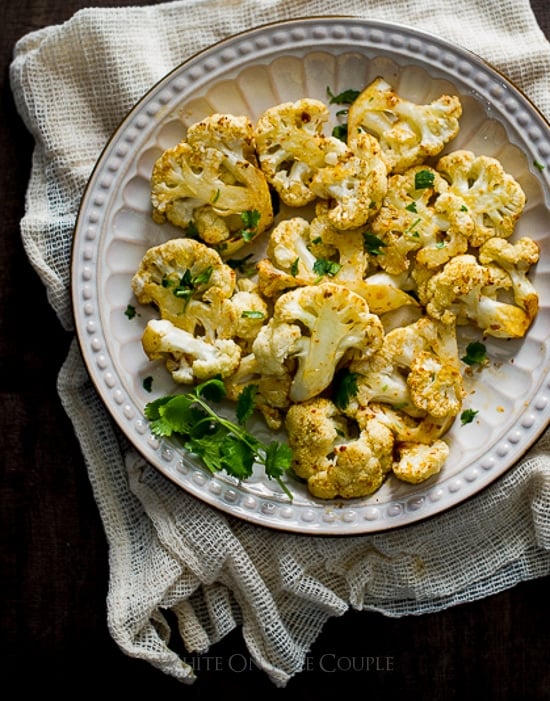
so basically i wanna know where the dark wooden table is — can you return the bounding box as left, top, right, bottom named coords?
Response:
left=3, top=1, right=549, bottom=697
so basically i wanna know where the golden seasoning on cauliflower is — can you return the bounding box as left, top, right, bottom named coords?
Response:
left=422, top=253, right=536, bottom=338
left=285, top=396, right=448, bottom=498
left=141, top=318, right=241, bottom=383
left=478, top=236, right=540, bottom=321
left=435, top=150, right=526, bottom=246
left=252, top=283, right=384, bottom=403
left=370, top=164, right=469, bottom=273
left=309, top=202, right=369, bottom=282
left=309, top=131, right=388, bottom=229
left=227, top=283, right=270, bottom=352
left=131, top=237, right=236, bottom=336
left=347, top=76, right=462, bottom=173
left=309, top=205, right=415, bottom=313
left=349, top=316, right=466, bottom=420
left=150, top=113, right=273, bottom=255
left=359, top=271, right=420, bottom=316
left=257, top=217, right=321, bottom=297
left=256, top=211, right=369, bottom=299
left=392, top=440, right=449, bottom=484
left=132, top=238, right=270, bottom=384
left=136, top=81, right=542, bottom=502
left=285, top=398, right=394, bottom=499
left=221, top=352, right=293, bottom=431
left=254, top=98, right=349, bottom=207
left=355, top=402, right=455, bottom=446
left=256, top=204, right=418, bottom=315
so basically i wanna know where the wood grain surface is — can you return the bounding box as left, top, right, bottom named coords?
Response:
left=3, top=2, right=549, bottom=697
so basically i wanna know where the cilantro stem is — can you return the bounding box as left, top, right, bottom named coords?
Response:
left=191, top=392, right=260, bottom=453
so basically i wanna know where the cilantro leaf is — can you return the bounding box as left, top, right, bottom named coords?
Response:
left=124, top=304, right=137, bottom=320
left=461, top=341, right=488, bottom=366
left=219, top=437, right=256, bottom=478
left=184, top=221, right=200, bottom=239
left=144, top=394, right=176, bottom=420
left=363, top=232, right=387, bottom=256
left=332, top=124, right=348, bottom=142
left=326, top=87, right=359, bottom=142
left=159, top=394, right=206, bottom=435
left=460, top=408, right=479, bottom=425
left=163, top=266, right=213, bottom=308
left=195, top=376, right=227, bottom=402
left=326, top=87, right=361, bottom=105
left=333, top=369, right=360, bottom=410
left=404, top=217, right=422, bottom=237
left=414, top=169, right=435, bottom=189
left=240, top=209, right=261, bottom=241
left=313, top=258, right=342, bottom=277
left=226, top=253, right=256, bottom=276
left=265, top=442, right=293, bottom=498
left=142, top=376, right=153, bottom=393
left=236, top=384, right=258, bottom=426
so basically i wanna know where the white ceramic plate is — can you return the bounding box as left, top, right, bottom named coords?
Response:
left=72, top=17, right=550, bottom=534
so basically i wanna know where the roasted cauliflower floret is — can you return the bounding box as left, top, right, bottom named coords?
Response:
left=392, top=439, right=449, bottom=484
left=285, top=398, right=394, bottom=499
left=353, top=352, right=414, bottom=414
left=257, top=217, right=320, bottom=297
left=370, top=165, right=468, bottom=273
left=407, top=351, right=465, bottom=418
left=309, top=131, right=388, bottom=229
left=349, top=316, right=465, bottom=419
left=254, top=98, right=348, bottom=207
left=221, top=353, right=292, bottom=431
left=257, top=212, right=369, bottom=300
left=360, top=271, right=420, bottom=316
left=309, top=204, right=370, bottom=288
left=478, top=236, right=540, bottom=320
left=310, top=206, right=417, bottom=313
left=226, top=284, right=269, bottom=351
left=355, top=402, right=454, bottom=446
left=385, top=316, right=465, bottom=418
left=141, top=318, right=241, bottom=383
left=252, top=284, right=384, bottom=403
left=423, top=254, right=533, bottom=338
left=150, top=113, right=273, bottom=255
left=131, top=238, right=237, bottom=339
left=347, top=76, right=462, bottom=173
left=435, top=150, right=526, bottom=247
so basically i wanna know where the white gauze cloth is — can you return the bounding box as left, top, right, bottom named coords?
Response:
left=10, top=0, right=550, bottom=687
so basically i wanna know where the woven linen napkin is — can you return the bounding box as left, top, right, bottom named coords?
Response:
left=10, top=0, right=550, bottom=687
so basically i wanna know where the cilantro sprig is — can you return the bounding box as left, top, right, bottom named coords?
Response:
left=144, top=378, right=293, bottom=498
